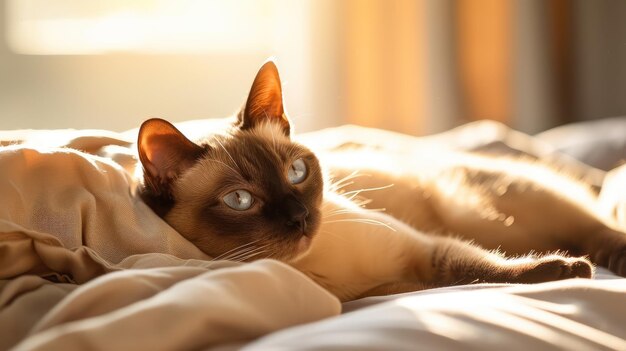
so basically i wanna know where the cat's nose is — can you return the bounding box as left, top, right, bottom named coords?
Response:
left=286, top=213, right=308, bottom=232
left=285, top=198, right=309, bottom=232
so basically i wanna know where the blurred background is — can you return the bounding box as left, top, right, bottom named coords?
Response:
left=0, top=0, right=624, bottom=135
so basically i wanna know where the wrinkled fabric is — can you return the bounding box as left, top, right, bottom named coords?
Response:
left=1, top=120, right=625, bottom=350
left=0, top=126, right=340, bottom=350
left=5, top=260, right=339, bottom=351
left=246, top=278, right=626, bottom=351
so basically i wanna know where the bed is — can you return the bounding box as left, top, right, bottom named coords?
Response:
left=1, top=118, right=625, bottom=350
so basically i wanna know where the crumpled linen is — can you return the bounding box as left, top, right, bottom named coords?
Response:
left=0, top=127, right=340, bottom=350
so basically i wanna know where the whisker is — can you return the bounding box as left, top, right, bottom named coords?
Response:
left=322, top=207, right=386, bottom=218
left=228, top=243, right=272, bottom=262
left=333, top=181, right=355, bottom=193
left=223, top=248, right=258, bottom=262
left=353, top=198, right=374, bottom=207
left=322, top=210, right=351, bottom=218
left=214, top=137, right=240, bottom=171
left=211, top=239, right=262, bottom=261
left=218, top=242, right=269, bottom=262
left=340, top=184, right=394, bottom=207
left=323, top=218, right=397, bottom=231
left=205, top=158, right=240, bottom=177
left=342, top=184, right=395, bottom=199
left=333, top=170, right=362, bottom=184
left=323, top=208, right=381, bottom=216
left=236, top=249, right=269, bottom=262
left=328, top=171, right=371, bottom=192
left=223, top=245, right=263, bottom=261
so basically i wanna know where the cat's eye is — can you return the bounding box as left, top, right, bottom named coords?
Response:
left=223, top=190, right=254, bottom=211
left=288, top=158, right=307, bottom=184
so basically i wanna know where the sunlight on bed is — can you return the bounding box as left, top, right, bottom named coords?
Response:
left=393, top=291, right=626, bottom=350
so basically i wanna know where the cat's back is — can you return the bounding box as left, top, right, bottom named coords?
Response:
left=317, top=146, right=593, bottom=233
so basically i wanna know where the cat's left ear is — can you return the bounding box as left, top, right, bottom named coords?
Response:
left=238, top=60, right=291, bottom=136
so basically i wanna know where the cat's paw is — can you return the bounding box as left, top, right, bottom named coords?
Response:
left=515, top=256, right=593, bottom=283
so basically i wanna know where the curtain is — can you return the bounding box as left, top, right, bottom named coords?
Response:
left=333, top=0, right=626, bottom=135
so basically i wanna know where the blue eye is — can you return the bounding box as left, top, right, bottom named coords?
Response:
left=288, top=158, right=307, bottom=184
left=223, top=190, right=254, bottom=210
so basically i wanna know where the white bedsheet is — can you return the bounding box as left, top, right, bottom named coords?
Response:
left=242, top=270, right=626, bottom=351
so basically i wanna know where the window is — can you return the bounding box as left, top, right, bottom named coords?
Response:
left=6, top=0, right=277, bottom=55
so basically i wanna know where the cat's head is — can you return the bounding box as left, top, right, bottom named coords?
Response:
left=137, top=61, right=323, bottom=261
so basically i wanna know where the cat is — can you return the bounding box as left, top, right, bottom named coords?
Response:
left=137, top=60, right=626, bottom=301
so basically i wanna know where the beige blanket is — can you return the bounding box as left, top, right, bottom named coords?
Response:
left=1, top=120, right=625, bottom=350
left=0, top=125, right=340, bottom=350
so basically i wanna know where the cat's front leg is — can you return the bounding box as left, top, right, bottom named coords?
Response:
left=293, top=195, right=592, bottom=301
left=300, top=225, right=592, bottom=300
left=421, top=235, right=593, bottom=287
left=360, top=237, right=594, bottom=298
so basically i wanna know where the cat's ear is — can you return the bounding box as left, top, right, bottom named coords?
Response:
left=238, top=60, right=291, bottom=136
left=138, top=118, right=204, bottom=196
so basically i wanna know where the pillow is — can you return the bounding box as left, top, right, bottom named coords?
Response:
left=535, top=116, right=626, bottom=171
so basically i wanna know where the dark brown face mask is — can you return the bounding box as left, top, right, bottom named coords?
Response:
left=137, top=61, right=324, bottom=261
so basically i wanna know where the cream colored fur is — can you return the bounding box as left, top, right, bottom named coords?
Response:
left=290, top=147, right=623, bottom=301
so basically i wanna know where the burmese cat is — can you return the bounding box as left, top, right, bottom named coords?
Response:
left=138, top=61, right=626, bottom=301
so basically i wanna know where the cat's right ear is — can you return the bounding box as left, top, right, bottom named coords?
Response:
left=137, top=118, right=204, bottom=196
